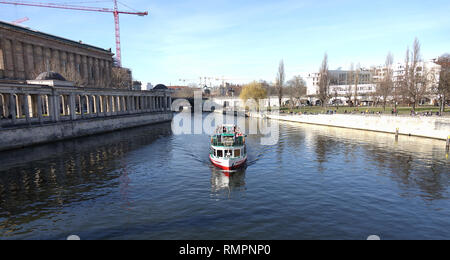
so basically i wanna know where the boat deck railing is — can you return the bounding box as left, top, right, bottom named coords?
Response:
left=211, top=140, right=245, bottom=147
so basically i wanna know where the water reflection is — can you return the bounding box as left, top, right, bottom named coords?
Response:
left=210, top=167, right=246, bottom=196
left=0, top=114, right=448, bottom=240
left=0, top=123, right=172, bottom=237
left=295, top=122, right=450, bottom=201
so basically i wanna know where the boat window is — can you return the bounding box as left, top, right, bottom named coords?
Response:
left=234, top=149, right=241, bottom=157
left=217, top=150, right=223, bottom=158
left=225, top=150, right=232, bottom=158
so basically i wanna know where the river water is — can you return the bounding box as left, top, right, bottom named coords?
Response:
left=0, top=113, right=449, bottom=240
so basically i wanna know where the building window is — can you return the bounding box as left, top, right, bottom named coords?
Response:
left=0, top=49, right=4, bottom=70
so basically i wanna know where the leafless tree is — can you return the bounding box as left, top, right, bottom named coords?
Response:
left=318, top=53, right=330, bottom=107
left=345, top=63, right=354, bottom=106
left=353, top=63, right=360, bottom=106
left=173, top=87, right=197, bottom=99
left=333, top=88, right=339, bottom=109
left=402, top=38, right=428, bottom=111
left=434, top=53, right=450, bottom=113
left=111, top=67, right=132, bottom=90
left=286, top=75, right=307, bottom=111
left=275, top=60, right=285, bottom=108
left=61, top=63, right=87, bottom=87
left=376, top=52, right=394, bottom=111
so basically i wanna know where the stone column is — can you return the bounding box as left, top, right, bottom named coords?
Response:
left=43, top=47, right=51, bottom=72
left=60, top=95, right=66, bottom=116
left=99, top=59, right=105, bottom=87
left=95, top=95, right=101, bottom=116
left=80, top=95, right=86, bottom=118
left=33, top=45, right=44, bottom=75
left=155, top=96, right=158, bottom=111
left=152, top=96, right=156, bottom=112
left=121, top=96, right=126, bottom=114
left=31, top=94, right=38, bottom=117
left=88, top=95, right=94, bottom=115
left=0, top=94, right=4, bottom=118
left=82, top=56, right=89, bottom=86
left=145, top=96, right=149, bottom=112
left=69, top=53, right=76, bottom=75
left=126, top=96, right=131, bottom=114
left=37, top=94, right=43, bottom=124
left=61, top=51, right=68, bottom=75
left=0, top=40, right=4, bottom=79
left=94, top=58, right=100, bottom=87
left=108, top=95, right=113, bottom=116
left=87, top=57, right=93, bottom=87
left=24, top=43, right=34, bottom=80
left=163, top=94, right=167, bottom=112
left=113, top=96, right=119, bottom=115
left=48, top=91, right=59, bottom=122
left=2, top=39, right=15, bottom=79
left=13, top=40, right=26, bottom=79
left=102, top=96, right=107, bottom=116
left=23, top=94, right=31, bottom=124
left=9, top=93, right=16, bottom=124
left=51, top=49, right=60, bottom=73
left=69, top=93, right=76, bottom=120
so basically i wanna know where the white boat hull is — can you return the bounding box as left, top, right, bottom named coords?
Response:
left=210, top=155, right=247, bottom=171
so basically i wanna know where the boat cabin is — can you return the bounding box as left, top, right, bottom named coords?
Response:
left=210, top=146, right=246, bottom=159
left=210, top=125, right=246, bottom=159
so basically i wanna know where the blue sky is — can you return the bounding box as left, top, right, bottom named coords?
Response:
left=1, top=0, right=449, bottom=86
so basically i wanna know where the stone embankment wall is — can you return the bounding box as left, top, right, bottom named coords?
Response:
left=0, top=82, right=173, bottom=151
left=250, top=113, right=450, bottom=141
left=0, top=112, right=172, bottom=151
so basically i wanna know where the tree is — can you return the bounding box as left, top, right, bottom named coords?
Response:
left=318, top=53, right=330, bottom=107
left=111, top=67, right=132, bottom=90
left=240, top=81, right=268, bottom=111
left=345, top=64, right=354, bottom=106
left=286, top=75, right=307, bottom=111
left=61, top=62, right=87, bottom=87
left=376, top=52, right=394, bottom=111
left=434, top=53, right=450, bottom=113
left=333, top=88, right=339, bottom=109
left=275, top=60, right=285, bottom=108
left=353, top=63, right=360, bottom=106
left=402, top=38, right=428, bottom=111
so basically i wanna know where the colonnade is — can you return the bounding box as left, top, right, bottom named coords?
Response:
left=0, top=83, right=172, bottom=127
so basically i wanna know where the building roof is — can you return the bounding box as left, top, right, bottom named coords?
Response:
left=167, top=86, right=189, bottom=90
left=36, top=71, right=67, bottom=81
left=0, top=20, right=113, bottom=55
left=154, top=84, right=168, bottom=90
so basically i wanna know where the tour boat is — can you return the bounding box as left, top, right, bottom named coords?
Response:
left=210, top=125, right=248, bottom=171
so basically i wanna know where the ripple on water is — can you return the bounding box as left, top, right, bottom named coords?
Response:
left=0, top=116, right=449, bottom=239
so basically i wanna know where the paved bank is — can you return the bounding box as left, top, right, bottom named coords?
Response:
left=249, top=113, right=450, bottom=141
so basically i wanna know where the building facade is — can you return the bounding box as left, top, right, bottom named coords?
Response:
left=303, top=60, right=442, bottom=105
left=0, top=21, right=115, bottom=88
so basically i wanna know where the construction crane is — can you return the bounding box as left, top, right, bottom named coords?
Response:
left=215, top=76, right=249, bottom=87
left=11, top=16, right=29, bottom=24
left=0, top=0, right=148, bottom=67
